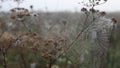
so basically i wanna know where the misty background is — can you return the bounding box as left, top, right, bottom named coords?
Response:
left=0, top=0, right=120, bottom=12
left=0, top=0, right=120, bottom=68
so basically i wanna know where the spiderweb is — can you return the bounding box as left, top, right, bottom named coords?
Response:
left=65, top=15, right=114, bottom=68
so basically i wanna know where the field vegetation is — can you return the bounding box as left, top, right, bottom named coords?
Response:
left=0, top=0, right=120, bottom=68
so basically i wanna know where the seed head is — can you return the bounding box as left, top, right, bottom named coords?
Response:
left=81, top=7, right=87, bottom=12
left=111, top=18, right=117, bottom=24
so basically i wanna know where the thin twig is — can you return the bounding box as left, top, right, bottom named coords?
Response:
left=2, top=49, right=7, bottom=68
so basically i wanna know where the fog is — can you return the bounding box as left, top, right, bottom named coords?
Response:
left=0, top=0, right=120, bottom=12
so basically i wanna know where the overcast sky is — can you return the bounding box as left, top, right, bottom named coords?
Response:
left=0, top=0, right=120, bottom=12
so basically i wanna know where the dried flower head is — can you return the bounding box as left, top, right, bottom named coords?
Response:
left=81, top=7, right=87, bottom=12
left=60, top=37, right=65, bottom=42
left=34, top=14, right=37, bottom=17
left=53, top=41, right=58, bottom=47
left=89, top=8, right=96, bottom=13
left=11, top=16, right=16, bottom=19
left=111, top=18, right=117, bottom=24
left=96, top=2, right=99, bottom=5
left=10, top=9, right=16, bottom=12
left=17, top=13, right=24, bottom=18
left=96, top=10, right=99, bottom=12
left=100, top=11, right=106, bottom=16
left=47, top=39, right=53, bottom=43
left=104, top=0, right=107, bottom=2
left=30, top=5, right=33, bottom=9
left=26, top=13, right=31, bottom=16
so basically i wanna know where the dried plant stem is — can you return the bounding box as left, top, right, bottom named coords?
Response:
left=2, top=50, right=7, bottom=68
left=48, top=58, right=52, bottom=68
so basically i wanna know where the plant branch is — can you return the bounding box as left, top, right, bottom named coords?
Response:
left=2, top=48, right=7, bottom=68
